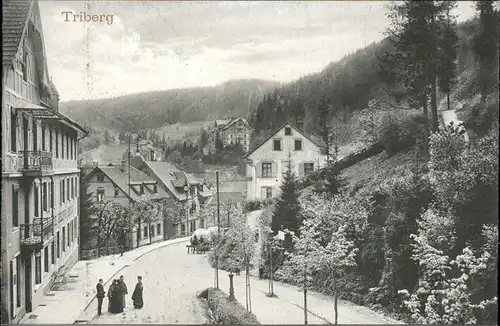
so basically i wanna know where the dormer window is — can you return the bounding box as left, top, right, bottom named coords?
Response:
left=153, top=184, right=157, bottom=193
left=140, top=184, right=144, bottom=195
left=285, top=126, right=292, bottom=135
left=21, top=50, right=28, bottom=82
left=97, top=174, right=104, bottom=182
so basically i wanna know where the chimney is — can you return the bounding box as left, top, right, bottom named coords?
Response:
left=120, top=160, right=127, bottom=172
left=92, top=161, right=98, bottom=167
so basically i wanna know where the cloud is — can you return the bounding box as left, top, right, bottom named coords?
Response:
left=38, top=1, right=477, bottom=101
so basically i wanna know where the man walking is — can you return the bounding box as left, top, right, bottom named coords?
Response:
left=118, top=275, right=128, bottom=308
left=96, top=279, right=106, bottom=316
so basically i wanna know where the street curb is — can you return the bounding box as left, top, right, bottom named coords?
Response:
left=77, top=238, right=189, bottom=323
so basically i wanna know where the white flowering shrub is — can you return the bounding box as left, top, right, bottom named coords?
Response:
left=399, top=224, right=498, bottom=324
left=274, top=192, right=366, bottom=290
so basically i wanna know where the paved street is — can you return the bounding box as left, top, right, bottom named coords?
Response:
left=91, top=241, right=208, bottom=324
left=90, top=239, right=401, bottom=324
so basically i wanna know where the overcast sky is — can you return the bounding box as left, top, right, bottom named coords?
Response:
left=38, top=1, right=477, bottom=101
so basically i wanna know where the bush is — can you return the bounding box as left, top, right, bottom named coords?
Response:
left=201, top=288, right=260, bottom=324
left=244, top=200, right=262, bottom=212
left=379, top=114, right=425, bottom=156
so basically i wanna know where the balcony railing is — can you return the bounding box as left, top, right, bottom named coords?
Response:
left=20, top=218, right=53, bottom=250
left=18, top=151, right=53, bottom=173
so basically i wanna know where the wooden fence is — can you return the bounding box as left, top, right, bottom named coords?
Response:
left=81, top=246, right=123, bottom=260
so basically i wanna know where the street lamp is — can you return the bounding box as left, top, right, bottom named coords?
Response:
left=127, top=132, right=142, bottom=249
left=183, top=185, right=190, bottom=236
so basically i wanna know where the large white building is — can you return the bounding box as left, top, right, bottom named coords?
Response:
left=1, top=0, right=88, bottom=322
left=242, top=122, right=326, bottom=201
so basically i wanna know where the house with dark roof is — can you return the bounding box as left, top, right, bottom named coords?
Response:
left=131, top=157, right=213, bottom=236
left=2, top=0, right=89, bottom=323
left=208, top=117, right=253, bottom=154
left=83, top=161, right=175, bottom=249
left=242, top=122, right=326, bottom=201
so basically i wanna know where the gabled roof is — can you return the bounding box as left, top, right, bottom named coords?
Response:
left=215, top=119, right=230, bottom=127
left=84, top=163, right=169, bottom=201
left=242, top=121, right=322, bottom=159
left=2, top=0, right=33, bottom=66
left=220, top=118, right=251, bottom=131
left=138, top=161, right=187, bottom=201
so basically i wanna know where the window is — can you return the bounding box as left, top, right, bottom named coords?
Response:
left=42, top=182, right=47, bottom=212
left=97, top=188, right=105, bottom=202
left=71, top=178, right=74, bottom=199
left=191, top=202, right=196, bottom=214
left=62, top=227, right=66, bottom=252
left=9, top=261, right=14, bottom=316
left=44, top=246, right=49, bottom=273
left=265, top=187, right=272, bottom=199
left=61, top=133, right=64, bottom=159
left=140, top=185, right=144, bottom=195
left=153, top=184, right=157, bottom=194
left=157, top=223, right=161, bottom=235
left=49, top=127, right=52, bottom=152
left=180, top=208, right=186, bottom=217
left=11, top=109, right=17, bottom=152
left=273, top=139, right=282, bottom=151
left=70, top=138, right=73, bottom=160
left=67, top=223, right=70, bottom=246
left=34, top=184, right=39, bottom=217
left=262, top=162, right=272, bottom=178
left=181, top=224, right=186, bottom=236
left=16, top=256, right=21, bottom=308
left=200, top=219, right=205, bottom=229
left=143, top=226, right=148, bottom=238
left=66, top=135, right=69, bottom=158
left=12, top=186, right=19, bottom=227
left=33, top=121, right=37, bottom=151
left=190, top=220, right=196, bottom=233
left=304, top=163, right=315, bottom=175
left=35, top=254, right=41, bottom=284
left=114, top=188, right=119, bottom=197
left=56, top=231, right=60, bottom=258
left=66, top=179, right=70, bottom=201
left=55, top=130, right=59, bottom=158
left=50, top=181, right=54, bottom=209
left=61, top=179, right=65, bottom=204
left=51, top=241, right=55, bottom=265
left=190, top=187, right=195, bottom=196
left=294, top=139, right=302, bottom=151
left=285, top=126, right=292, bottom=135
left=22, top=51, right=28, bottom=82
left=42, top=125, right=46, bottom=151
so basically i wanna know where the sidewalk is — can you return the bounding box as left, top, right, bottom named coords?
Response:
left=217, top=269, right=403, bottom=324
left=21, top=237, right=190, bottom=324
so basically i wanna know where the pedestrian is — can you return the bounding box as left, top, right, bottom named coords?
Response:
left=131, top=276, right=144, bottom=309
left=259, top=265, right=264, bottom=279
left=107, top=279, right=117, bottom=312
left=118, top=275, right=128, bottom=309
left=96, top=279, right=106, bottom=316
left=110, top=279, right=124, bottom=313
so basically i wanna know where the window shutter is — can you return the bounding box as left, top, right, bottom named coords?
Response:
left=261, top=187, right=266, bottom=199
left=271, top=161, right=277, bottom=177
left=299, top=163, right=304, bottom=177
left=256, top=162, right=262, bottom=178
left=271, top=186, right=276, bottom=198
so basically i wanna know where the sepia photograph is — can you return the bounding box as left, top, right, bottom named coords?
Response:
left=1, top=0, right=498, bottom=324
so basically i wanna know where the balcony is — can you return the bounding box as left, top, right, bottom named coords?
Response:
left=20, top=217, right=53, bottom=252
left=18, top=151, right=53, bottom=176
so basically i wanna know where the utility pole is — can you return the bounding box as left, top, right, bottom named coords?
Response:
left=215, top=171, right=220, bottom=289
left=304, top=252, right=308, bottom=325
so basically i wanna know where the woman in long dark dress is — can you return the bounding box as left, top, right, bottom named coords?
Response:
left=131, top=276, right=144, bottom=309
left=110, top=280, right=124, bottom=313
left=107, top=280, right=117, bottom=312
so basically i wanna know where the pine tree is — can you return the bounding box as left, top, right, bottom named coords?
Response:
left=437, top=5, right=458, bottom=111
left=272, top=151, right=301, bottom=235
left=315, top=95, right=336, bottom=164
left=473, top=0, right=499, bottom=99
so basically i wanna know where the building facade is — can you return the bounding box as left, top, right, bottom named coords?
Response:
left=209, top=118, right=252, bottom=153
left=1, top=1, right=88, bottom=322
left=83, top=162, right=172, bottom=250
left=242, top=123, right=326, bottom=201
left=132, top=159, right=213, bottom=236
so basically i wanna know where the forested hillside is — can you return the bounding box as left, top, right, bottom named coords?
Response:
left=60, top=79, right=279, bottom=131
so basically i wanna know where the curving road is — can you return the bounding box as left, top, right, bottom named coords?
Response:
left=91, top=241, right=209, bottom=324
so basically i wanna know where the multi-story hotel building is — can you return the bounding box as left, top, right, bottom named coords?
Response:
left=1, top=0, right=88, bottom=323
